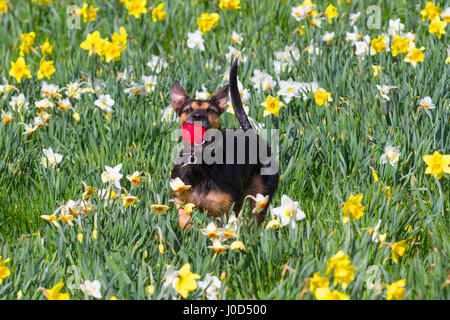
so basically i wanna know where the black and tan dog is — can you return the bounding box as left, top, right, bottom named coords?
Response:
left=170, top=59, right=279, bottom=228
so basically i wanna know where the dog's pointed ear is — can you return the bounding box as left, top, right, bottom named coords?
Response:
left=170, top=81, right=189, bottom=114
left=210, top=84, right=229, bottom=113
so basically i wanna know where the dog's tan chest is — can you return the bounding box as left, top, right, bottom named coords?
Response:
left=175, top=189, right=233, bottom=216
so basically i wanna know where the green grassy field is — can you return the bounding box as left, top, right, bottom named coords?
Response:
left=0, top=0, right=449, bottom=300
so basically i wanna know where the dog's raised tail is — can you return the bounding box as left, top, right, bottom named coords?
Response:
left=230, top=59, right=252, bottom=131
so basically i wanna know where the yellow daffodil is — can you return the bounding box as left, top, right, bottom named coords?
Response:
left=9, top=57, right=32, bottom=83
left=0, top=0, right=8, bottom=14
left=103, top=41, right=123, bottom=63
left=420, top=1, right=442, bottom=22
left=40, top=214, right=60, bottom=228
left=40, top=38, right=54, bottom=56
left=77, top=1, right=99, bottom=22
left=314, top=88, right=332, bottom=106
left=333, top=262, right=356, bottom=289
left=404, top=46, right=425, bottom=67
left=121, top=195, right=139, bottom=208
left=230, top=240, right=245, bottom=251
left=175, top=263, right=201, bottom=299
left=197, top=13, right=220, bottom=34
left=391, top=35, right=409, bottom=57
left=82, top=185, right=96, bottom=199
left=342, top=193, right=365, bottom=223
left=324, top=4, right=338, bottom=24
left=45, top=281, right=70, bottom=300
left=0, top=256, right=11, bottom=285
left=391, top=239, right=408, bottom=263
left=315, top=287, right=350, bottom=300
left=219, top=0, right=241, bottom=10
left=386, top=279, right=406, bottom=300
left=125, top=0, right=148, bottom=19
left=371, top=35, right=387, bottom=55
left=151, top=204, right=170, bottom=214
left=152, top=3, right=167, bottom=22
left=428, top=16, right=447, bottom=39
left=37, top=58, right=56, bottom=80
left=58, top=211, right=74, bottom=226
left=184, top=203, right=196, bottom=215
left=146, top=285, right=155, bottom=295
left=371, top=65, right=381, bottom=79
left=266, top=219, right=282, bottom=229
left=325, top=250, right=356, bottom=289
left=423, top=151, right=450, bottom=179
left=309, top=272, right=329, bottom=292
left=112, top=26, right=128, bottom=50
left=80, top=31, right=102, bottom=56
left=261, top=95, right=284, bottom=117
left=19, top=32, right=35, bottom=55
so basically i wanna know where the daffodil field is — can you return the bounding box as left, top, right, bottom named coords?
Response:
left=0, top=0, right=449, bottom=301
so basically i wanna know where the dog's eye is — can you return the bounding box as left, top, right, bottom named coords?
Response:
left=207, top=108, right=218, bottom=114
left=184, top=107, right=193, bottom=113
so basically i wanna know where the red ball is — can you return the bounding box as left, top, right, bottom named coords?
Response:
left=181, top=123, right=206, bottom=144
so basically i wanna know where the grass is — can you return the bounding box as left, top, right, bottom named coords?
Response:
left=0, top=0, right=449, bottom=300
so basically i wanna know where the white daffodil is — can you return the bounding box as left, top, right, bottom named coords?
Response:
left=277, top=79, right=302, bottom=104
left=291, top=5, right=307, bottom=21
left=322, top=31, right=335, bottom=44
left=201, top=222, right=219, bottom=239
left=170, top=177, right=191, bottom=194
left=9, top=93, right=29, bottom=112
left=207, top=239, right=230, bottom=253
left=57, top=98, right=73, bottom=111
left=376, top=85, right=397, bottom=101
left=146, top=55, right=168, bottom=74
left=250, top=69, right=276, bottom=92
left=231, top=31, right=244, bottom=45
left=365, top=220, right=386, bottom=243
left=418, top=96, right=436, bottom=110
left=65, top=81, right=82, bottom=99
left=187, top=30, right=205, bottom=51
left=197, top=274, right=222, bottom=300
left=388, top=18, right=405, bottom=36
left=42, top=148, right=63, bottom=169
left=142, top=75, right=157, bottom=93
left=41, top=82, right=61, bottom=99
left=247, top=193, right=269, bottom=214
left=195, top=85, right=210, bottom=100
left=80, top=280, right=102, bottom=299
left=94, top=94, right=115, bottom=112
left=126, top=171, right=145, bottom=185
left=380, top=143, right=401, bottom=167
left=101, top=164, right=123, bottom=188
left=162, top=265, right=179, bottom=300
left=124, top=84, right=146, bottom=96
left=271, top=195, right=306, bottom=228
left=349, top=12, right=361, bottom=26
left=1, top=110, right=12, bottom=124
left=22, top=123, right=38, bottom=135
left=35, top=98, right=54, bottom=111
left=161, top=105, right=176, bottom=122
left=225, top=46, right=247, bottom=63
left=354, top=40, right=370, bottom=57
